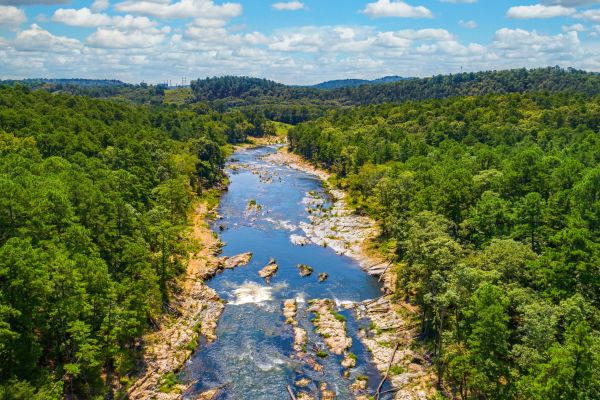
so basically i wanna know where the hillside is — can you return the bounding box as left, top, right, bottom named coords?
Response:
left=309, top=76, right=410, bottom=89
left=289, top=91, right=600, bottom=399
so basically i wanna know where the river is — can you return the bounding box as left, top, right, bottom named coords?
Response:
left=181, top=145, right=392, bottom=399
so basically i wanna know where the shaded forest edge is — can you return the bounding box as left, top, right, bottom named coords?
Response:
left=288, top=91, right=600, bottom=399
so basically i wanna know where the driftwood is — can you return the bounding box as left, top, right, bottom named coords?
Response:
left=287, top=385, right=297, bottom=400
left=377, top=258, right=396, bottom=282
left=362, top=257, right=391, bottom=271
left=361, top=294, right=392, bottom=307
left=375, top=341, right=400, bottom=400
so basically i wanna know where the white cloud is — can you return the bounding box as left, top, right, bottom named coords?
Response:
left=576, top=9, right=600, bottom=22
left=459, top=19, right=477, bottom=28
left=493, top=28, right=581, bottom=59
left=272, top=1, right=305, bottom=10
left=114, top=0, right=242, bottom=21
left=507, top=4, right=575, bottom=19
left=0, top=0, right=67, bottom=4
left=91, top=0, right=110, bottom=12
left=362, top=0, right=433, bottom=18
left=543, top=0, right=600, bottom=5
left=86, top=27, right=166, bottom=48
left=562, top=23, right=586, bottom=31
left=0, top=5, right=26, bottom=26
left=13, top=23, right=81, bottom=52
left=52, top=8, right=112, bottom=27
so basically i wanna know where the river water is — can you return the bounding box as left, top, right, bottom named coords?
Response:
left=182, top=146, right=392, bottom=399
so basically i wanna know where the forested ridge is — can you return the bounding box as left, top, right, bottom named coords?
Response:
left=289, top=92, right=600, bottom=399
left=0, top=85, right=270, bottom=398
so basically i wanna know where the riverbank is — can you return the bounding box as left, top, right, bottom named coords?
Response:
left=264, top=147, right=395, bottom=292
left=265, top=146, right=436, bottom=400
left=127, top=199, right=252, bottom=400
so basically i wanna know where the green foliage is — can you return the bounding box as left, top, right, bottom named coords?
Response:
left=0, top=86, right=239, bottom=398
left=289, top=90, right=600, bottom=398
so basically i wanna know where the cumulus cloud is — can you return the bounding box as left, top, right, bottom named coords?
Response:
left=92, top=0, right=110, bottom=12
left=493, top=28, right=581, bottom=60
left=507, top=4, right=575, bottom=19
left=576, top=9, right=600, bottom=22
left=13, top=23, right=81, bottom=52
left=52, top=8, right=112, bottom=27
left=362, top=0, right=433, bottom=18
left=272, top=1, right=305, bottom=10
left=86, top=27, right=166, bottom=48
left=0, top=5, right=26, bottom=26
left=114, top=0, right=242, bottom=21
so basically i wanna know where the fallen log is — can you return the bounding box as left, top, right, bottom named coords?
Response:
left=287, top=385, right=297, bottom=400
left=375, top=341, right=400, bottom=400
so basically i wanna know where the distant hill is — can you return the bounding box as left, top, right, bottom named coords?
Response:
left=0, top=78, right=129, bottom=88
left=310, top=76, right=411, bottom=89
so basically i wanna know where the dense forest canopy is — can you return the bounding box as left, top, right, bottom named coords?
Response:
left=0, top=85, right=272, bottom=398
left=289, top=91, right=600, bottom=399
left=1, top=66, right=600, bottom=399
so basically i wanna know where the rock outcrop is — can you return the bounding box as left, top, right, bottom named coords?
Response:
left=258, top=258, right=278, bottom=281
left=307, top=299, right=352, bottom=355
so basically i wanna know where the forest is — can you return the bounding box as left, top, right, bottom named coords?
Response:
left=1, top=66, right=599, bottom=399
left=0, top=85, right=272, bottom=398
left=288, top=92, right=600, bottom=399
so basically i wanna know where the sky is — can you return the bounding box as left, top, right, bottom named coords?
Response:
left=0, top=0, right=599, bottom=85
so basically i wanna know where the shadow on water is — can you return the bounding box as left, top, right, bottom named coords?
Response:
left=181, top=146, right=394, bottom=399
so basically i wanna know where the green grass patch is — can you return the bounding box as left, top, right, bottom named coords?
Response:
left=316, top=351, right=329, bottom=358
left=159, top=372, right=182, bottom=393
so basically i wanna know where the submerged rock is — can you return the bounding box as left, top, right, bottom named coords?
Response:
left=297, top=264, right=314, bottom=277
left=258, top=258, right=278, bottom=281
left=318, top=273, right=329, bottom=282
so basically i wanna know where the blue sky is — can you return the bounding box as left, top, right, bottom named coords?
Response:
left=0, top=0, right=599, bottom=84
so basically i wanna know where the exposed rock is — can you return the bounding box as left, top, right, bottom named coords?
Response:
left=258, top=258, right=278, bottom=281
left=283, top=299, right=297, bottom=325
left=350, top=377, right=367, bottom=393
left=307, top=299, right=351, bottom=355
left=297, top=393, right=315, bottom=400
left=295, top=378, right=311, bottom=388
left=318, top=273, right=329, bottom=282
left=290, top=234, right=311, bottom=246
left=128, top=201, right=226, bottom=400
left=196, top=388, right=220, bottom=400
left=221, top=252, right=253, bottom=270
left=319, top=382, right=336, bottom=400
left=294, top=327, right=307, bottom=353
left=341, top=353, right=356, bottom=369
left=355, top=297, right=436, bottom=400
left=297, top=264, right=314, bottom=277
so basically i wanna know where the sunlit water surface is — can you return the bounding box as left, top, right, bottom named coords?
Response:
left=181, top=146, right=392, bottom=399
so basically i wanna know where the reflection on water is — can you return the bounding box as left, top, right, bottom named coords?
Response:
left=181, top=146, right=392, bottom=399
